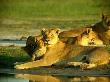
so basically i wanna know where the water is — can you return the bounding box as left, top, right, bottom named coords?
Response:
left=0, top=74, right=28, bottom=82
left=0, top=40, right=26, bottom=46
left=0, top=74, right=110, bottom=82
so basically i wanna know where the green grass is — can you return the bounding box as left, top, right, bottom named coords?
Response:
left=106, top=46, right=110, bottom=53
left=0, top=0, right=110, bottom=37
left=0, top=0, right=110, bottom=19
left=0, top=46, right=30, bottom=68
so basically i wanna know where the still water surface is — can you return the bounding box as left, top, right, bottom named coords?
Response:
left=0, top=74, right=110, bottom=82
left=0, top=40, right=26, bottom=46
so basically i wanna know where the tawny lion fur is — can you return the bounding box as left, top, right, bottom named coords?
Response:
left=15, top=41, right=110, bottom=69
left=15, top=27, right=110, bottom=69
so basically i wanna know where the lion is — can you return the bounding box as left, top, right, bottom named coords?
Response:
left=23, top=29, right=47, bottom=61
left=59, top=27, right=90, bottom=38
left=32, top=28, right=60, bottom=60
left=31, top=39, right=47, bottom=61
left=76, top=28, right=103, bottom=46
left=23, top=28, right=60, bottom=61
left=24, top=36, right=46, bottom=61
left=90, top=13, right=110, bottom=45
left=59, top=27, right=103, bottom=46
left=15, top=30, right=110, bottom=69
left=59, top=27, right=90, bottom=45
left=87, top=28, right=104, bottom=46
left=42, top=28, right=60, bottom=47
left=59, top=13, right=110, bottom=45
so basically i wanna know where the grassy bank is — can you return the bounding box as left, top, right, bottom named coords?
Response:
left=0, top=46, right=29, bottom=68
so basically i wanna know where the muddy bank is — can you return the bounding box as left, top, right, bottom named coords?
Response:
left=0, top=67, right=110, bottom=76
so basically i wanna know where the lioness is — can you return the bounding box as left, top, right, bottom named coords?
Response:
left=31, top=39, right=47, bottom=61
left=59, top=28, right=103, bottom=46
left=76, top=28, right=103, bottom=46
left=59, top=13, right=110, bottom=45
left=42, top=28, right=60, bottom=47
left=59, top=27, right=90, bottom=38
left=91, top=13, right=110, bottom=45
left=32, top=28, right=60, bottom=60
left=15, top=29, right=110, bottom=69
left=23, top=29, right=47, bottom=61
left=15, top=41, right=110, bottom=69
left=59, top=27, right=89, bottom=45
left=23, top=28, right=60, bottom=61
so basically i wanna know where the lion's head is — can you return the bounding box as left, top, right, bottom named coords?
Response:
left=80, top=28, right=103, bottom=46
left=26, top=36, right=36, bottom=48
left=35, top=38, right=45, bottom=48
left=41, top=28, right=60, bottom=47
left=25, top=35, right=44, bottom=54
left=26, top=35, right=44, bottom=48
left=32, top=39, right=47, bottom=61
left=102, top=13, right=110, bottom=30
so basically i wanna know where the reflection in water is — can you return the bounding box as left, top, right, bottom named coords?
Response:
left=0, top=74, right=28, bottom=82
left=16, top=74, right=110, bottom=82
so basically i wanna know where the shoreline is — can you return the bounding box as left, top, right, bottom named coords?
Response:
left=0, top=67, right=110, bottom=77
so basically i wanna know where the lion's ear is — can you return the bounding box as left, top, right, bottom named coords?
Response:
left=41, top=28, right=47, bottom=35
left=102, top=13, right=107, bottom=21
left=87, top=28, right=92, bottom=33
left=56, top=28, right=60, bottom=34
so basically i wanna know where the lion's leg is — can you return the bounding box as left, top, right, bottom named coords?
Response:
left=31, top=54, right=36, bottom=61
left=15, top=41, right=66, bottom=69
left=15, top=59, right=52, bottom=69
left=67, top=62, right=96, bottom=69
left=67, top=62, right=83, bottom=66
left=15, top=54, right=60, bottom=69
left=80, top=63, right=96, bottom=69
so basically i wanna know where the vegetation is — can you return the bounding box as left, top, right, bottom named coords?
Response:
left=0, top=0, right=110, bottom=38
left=0, top=0, right=110, bottom=18
left=0, top=46, right=29, bottom=68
